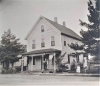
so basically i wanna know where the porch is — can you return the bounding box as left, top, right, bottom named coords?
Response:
left=21, top=48, right=61, bottom=72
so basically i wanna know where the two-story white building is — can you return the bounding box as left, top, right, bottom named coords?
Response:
left=21, top=16, right=85, bottom=72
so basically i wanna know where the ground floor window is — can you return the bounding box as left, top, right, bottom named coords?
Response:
left=68, top=55, right=70, bottom=63
left=77, top=56, right=79, bottom=63
left=33, top=57, right=35, bottom=65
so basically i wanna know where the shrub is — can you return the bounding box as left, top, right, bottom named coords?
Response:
left=1, top=67, right=14, bottom=74
left=15, top=66, right=21, bottom=72
left=1, top=67, right=21, bottom=74
left=49, top=71, right=53, bottom=73
left=86, top=66, right=100, bottom=74
left=8, top=68, right=13, bottom=73
left=68, top=70, right=76, bottom=73
left=70, top=63, right=76, bottom=72
left=1, top=68, right=7, bottom=74
left=56, top=64, right=69, bottom=73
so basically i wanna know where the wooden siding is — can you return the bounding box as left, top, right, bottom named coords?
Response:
left=27, top=19, right=62, bottom=52
left=61, top=35, right=83, bottom=63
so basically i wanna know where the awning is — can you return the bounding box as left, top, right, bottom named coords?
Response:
left=21, top=48, right=61, bottom=55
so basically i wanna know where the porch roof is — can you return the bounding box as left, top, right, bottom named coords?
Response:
left=21, top=48, right=61, bottom=55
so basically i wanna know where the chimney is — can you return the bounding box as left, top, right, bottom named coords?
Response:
left=54, top=17, right=58, bottom=23
left=63, top=21, right=66, bottom=27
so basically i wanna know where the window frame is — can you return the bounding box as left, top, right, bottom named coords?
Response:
left=68, top=55, right=70, bottom=63
left=77, top=56, right=79, bottom=63
left=41, top=42, right=45, bottom=47
left=64, top=41, right=66, bottom=46
left=41, top=38, right=45, bottom=47
left=33, top=57, right=35, bottom=65
left=41, top=25, right=44, bottom=32
left=51, top=36, right=55, bottom=46
left=51, top=41, right=55, bottom=46
left=32, top=40, right=36, bottom=49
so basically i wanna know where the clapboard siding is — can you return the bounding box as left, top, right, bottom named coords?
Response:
left=27, top=19, right=62, bottom=52
left=61, top=35, right=82, bottom=63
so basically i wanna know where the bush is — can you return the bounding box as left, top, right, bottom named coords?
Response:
left=68, top=70, right=76, bottom=73
left=15, top=66, right=21, bottom=72
left=86, top=66, right=100, bottom=74
left=0, top=67, right=21, bottom=74
left=1, top=68, right=7, bottom=74
left=56, top=64, right=69, bottom=73
left=8, top=68, right=13, bottom=73
left=70, top=63, right=76, bottom=72
left=1, top=67, right=16, bottom=74
left=49, top=71, right=53, bottom=73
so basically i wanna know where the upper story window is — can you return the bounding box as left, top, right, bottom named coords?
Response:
left=51, top=36, right=55, bottom=46
left=32, top=40, right=36, bottom=49
left=41, top=38, right=45, bottom=47
left=64, top=41, right=66, bottom=46
left=41, top=25, right=44, bottom=32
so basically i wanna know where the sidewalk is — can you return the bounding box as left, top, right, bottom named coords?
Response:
left=20, top=72, right=100, bottom=77
left=55, top=73, right=100, bottom=77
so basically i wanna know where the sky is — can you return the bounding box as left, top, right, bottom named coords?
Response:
left=0, top=0, right=93, bottom=44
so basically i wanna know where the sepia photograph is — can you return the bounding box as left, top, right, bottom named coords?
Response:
left=0, top=0, right=100, bottom=86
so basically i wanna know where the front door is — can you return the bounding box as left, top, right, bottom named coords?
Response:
left=43, top=54, right=49, bottom=70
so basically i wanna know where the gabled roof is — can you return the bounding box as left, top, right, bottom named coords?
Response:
left=43, top=16, right=81, bottom=40
left=25, top=16, right=81, bottom=40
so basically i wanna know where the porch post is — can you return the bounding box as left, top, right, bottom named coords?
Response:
left=42, top=55, right=44, bottom=71
left=54, top=53, right=56, bottom=72
left=31, top=56, right=33, bottom=71
left=21, top=57, right=24, bottom=72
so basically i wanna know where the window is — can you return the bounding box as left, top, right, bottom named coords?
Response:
left=77, top=56, right=79, bottom=63
left=33, top=57, right=35, bottom=65
left=41, top=25, right=44, bottom=32
left=32, top=40, right=35, bottom=49
left=68, top=55, right=70, bottom=63
left=51, top=36, right=55, bottom=46
left=41, top=42, right=45, bottom=47
left=41, top=38, right=45, bottom=47
left=64, top=41, right=66, bottom=46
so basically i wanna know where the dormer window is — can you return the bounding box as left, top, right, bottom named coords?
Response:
left=41, top=25, right=44, bottom=32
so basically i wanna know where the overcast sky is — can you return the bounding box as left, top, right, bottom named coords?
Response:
left=0, top=0, right=93, bottom=44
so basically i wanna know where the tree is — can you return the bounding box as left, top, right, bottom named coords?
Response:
left=69, top=0, right=100, bottom=61
left=0, top=29, right=26, bottom=68
left=68, top=43, right=84, bottom=51
left=80, top=0, right=100, bottom=60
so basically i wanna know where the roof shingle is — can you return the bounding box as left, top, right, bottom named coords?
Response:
left=43, top=16, right=81, bottom=40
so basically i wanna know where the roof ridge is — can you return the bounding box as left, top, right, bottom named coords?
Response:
left=42, top=16, right=74, bottom=30
left=42, top=16, right=81, bottom=40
